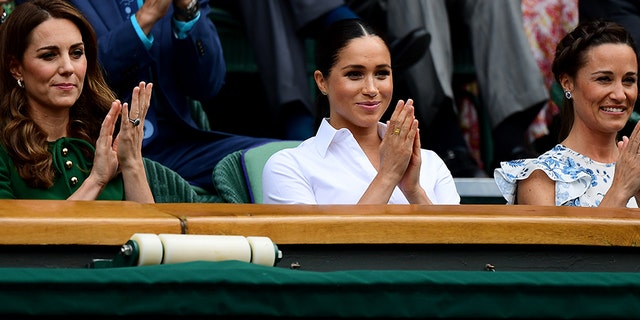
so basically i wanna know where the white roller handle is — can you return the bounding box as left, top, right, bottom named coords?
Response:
left=158, top=234, right=252, bottom=264
left=130, top=233, right=163, bottom=266
left=246, top=236, right=279, bottom=266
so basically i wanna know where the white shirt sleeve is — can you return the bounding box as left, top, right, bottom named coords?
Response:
left=262, top=150, right=318, bottom=204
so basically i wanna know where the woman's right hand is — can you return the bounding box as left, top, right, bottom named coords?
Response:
left=68, top=102, right=121, bottom=200
left=91, top=101, right=122, bottom=184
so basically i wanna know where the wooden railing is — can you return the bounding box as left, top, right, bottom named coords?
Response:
left=0, top=200, right=639, bottom=247
left=0, top=200, right=181, bottom=245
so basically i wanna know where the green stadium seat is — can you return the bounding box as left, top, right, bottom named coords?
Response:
left=213, top=141, right=302, bottom=203
left=143, top=158, right=221, bottom=203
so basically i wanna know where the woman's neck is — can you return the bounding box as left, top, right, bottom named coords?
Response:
left=347, top=123, right=383, bottom=168
left=29, top=107, right=69, bottom=141
left=562, top=127, right=619, bottom=163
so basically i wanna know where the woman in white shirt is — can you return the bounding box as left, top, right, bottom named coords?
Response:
left=262, top=19, right=460, bottom=205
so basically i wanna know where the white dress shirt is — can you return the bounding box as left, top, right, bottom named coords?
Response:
left=262, top=119, right=460, bottom=204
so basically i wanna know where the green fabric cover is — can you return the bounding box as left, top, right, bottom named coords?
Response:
left=143, top=157, right=198, bottom=203
left=1, top=260, right=640, bottom=318
left=143, top=158, right=221, bottom=203
left=242, top=140, right=301, bottom=203
left=213, top=150, right=250, bottom=203
left=192, top=186, right=222, bottom=203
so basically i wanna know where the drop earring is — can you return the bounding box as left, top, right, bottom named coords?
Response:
left=17, top=79, right=24, bottom=88
left=564, top=89, right=572, bottom=100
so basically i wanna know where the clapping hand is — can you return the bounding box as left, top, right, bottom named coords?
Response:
left=113, top=82, right=153, bottom=170
left=379, top=99, right=429, bottom=203
left=605, top=120, right=640, bottom=207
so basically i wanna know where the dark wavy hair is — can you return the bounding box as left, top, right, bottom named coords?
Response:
left=0, top=0, right=116, bottom=188
left=552, top=19, right=638, bottom=142
left=313, top=18, right=389, bottom=121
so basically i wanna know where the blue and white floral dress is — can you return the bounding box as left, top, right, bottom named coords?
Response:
left=494, top=144, right=638, bottom=207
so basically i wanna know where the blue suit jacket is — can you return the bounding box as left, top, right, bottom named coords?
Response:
left=70, top=0, right=226, bottom=148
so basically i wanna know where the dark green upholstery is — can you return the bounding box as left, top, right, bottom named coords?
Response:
left=212, top=150, right=250, bottom=203
left=143, top=157, right=198, bottom=203
left=212, top=141, right=302, bottom=203
left=143, top=157, right=221, bottom=203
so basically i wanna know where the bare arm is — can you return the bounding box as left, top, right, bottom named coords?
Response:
left=516, top=169, right=555, bottom=205
left=117, top=82, right=155, bottom=203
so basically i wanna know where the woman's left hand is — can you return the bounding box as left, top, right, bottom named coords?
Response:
left=602, top=119, right=640, bottom=207
left=381, top=99, right=430, bottom=204
left=395, top=109, right=430, bottom=204
left=397, top=120, right=426, bottom=197
left=113, top=82, right=153, bottom=170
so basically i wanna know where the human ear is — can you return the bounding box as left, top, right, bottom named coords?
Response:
left=559, top=73, right=573, bottom=92
left=8, top=57, right=22, bottom=81
left=314, top=70, right=327, bottom=95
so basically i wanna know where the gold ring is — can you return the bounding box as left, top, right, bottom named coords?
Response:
left=393, top=128, right=400, bottom=135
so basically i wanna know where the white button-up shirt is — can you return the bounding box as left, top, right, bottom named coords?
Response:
left=262, top=119, right=460, bottom=204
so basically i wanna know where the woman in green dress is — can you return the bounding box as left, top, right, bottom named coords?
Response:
left=0, top=0, right=154, bottom=202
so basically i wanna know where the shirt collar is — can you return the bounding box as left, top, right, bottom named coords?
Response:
left=314, top=118, right=388, bottom=157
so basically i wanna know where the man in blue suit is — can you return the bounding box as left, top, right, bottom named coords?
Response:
left=69, top=0, right=274, bottom=193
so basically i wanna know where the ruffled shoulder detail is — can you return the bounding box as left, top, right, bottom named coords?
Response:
left=494, top=145, right=613, bottom=205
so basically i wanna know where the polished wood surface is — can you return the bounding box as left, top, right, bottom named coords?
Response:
left=0, top=200, right=182, bottom=245
left=155, top=203, right=640, bottom=246
left=1, top=200, right=639, bottom=247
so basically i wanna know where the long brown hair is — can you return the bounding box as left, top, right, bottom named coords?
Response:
left=0, top=0, right=116, bottom=188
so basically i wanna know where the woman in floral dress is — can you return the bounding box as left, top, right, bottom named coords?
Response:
left=495, top=20, right=640, bottom=207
